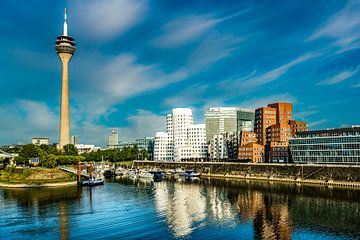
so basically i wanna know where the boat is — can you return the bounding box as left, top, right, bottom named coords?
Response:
left=149, top=170, right=164, bottom=181
left=127, top=169, right=138, bottom=179
left=184, top=170, right=201, bottom=178
left=139, top=171, right=154, bottom=178
left=78, top=178, right=104, bottom=186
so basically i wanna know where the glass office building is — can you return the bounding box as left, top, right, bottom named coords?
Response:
left=289, top=127, right=360, bottom=164
left=205, top=107, right=254, bottom=142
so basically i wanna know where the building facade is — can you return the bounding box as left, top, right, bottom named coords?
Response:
left=154, top=108, right=207, bottom=161
left=205, top=107, right=254, bottom=161
left=205, top=107, right=254, bottom=142
left=289, top=127, right=360, bottom=164
left=252, top=102, right=307, bottom=163
left=107, top=130, right=119, bottom=148
left=32, top=137, right=50, bottom=146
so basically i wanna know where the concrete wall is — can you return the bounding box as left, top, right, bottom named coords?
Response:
left=133, top=161, right=360, bottom=182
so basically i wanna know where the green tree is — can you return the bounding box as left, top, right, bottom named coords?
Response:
left=140, top=149, right=148, bottom=160
left=63, top=144, right=78, bottom=156
left=19, top=144, right=40, bottom=160
left=41, top=154, right=57, bottom=168
left=131, top=145, right=139, bottom=160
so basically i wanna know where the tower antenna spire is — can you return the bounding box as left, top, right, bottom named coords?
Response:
left=63, top=8, right=68, bottom=36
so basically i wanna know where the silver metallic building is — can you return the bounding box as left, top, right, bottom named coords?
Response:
left=289, top=127, right=360, bottom=164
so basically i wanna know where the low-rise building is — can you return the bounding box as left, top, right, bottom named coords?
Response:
left=238, top=142, right=265, bottom=163
left=289, top=127, right=360, bottom=164
left=32, top=137, right=49, bottom=145
left=75, top=144, right=100, bottom=154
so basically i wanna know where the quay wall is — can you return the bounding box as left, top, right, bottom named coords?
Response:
left=133, top=161, right=360, bottom=187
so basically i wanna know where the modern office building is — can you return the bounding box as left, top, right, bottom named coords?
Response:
left=55, top=9, right=76, bottom=149
left=107, top=130, right=119, bottom=148
left=154, top=132, right=171, bottom=161
left=208, top=134, right=227, bottom=161
left=154, top=108, right=207, bottom=161
left=238, top=142, right=265, bottom=163
left=205, top=107, right=254, bottom=161
left=251, top=102, right=308, bottom=163
left=75, top=144, right=100, bottom=154
left=118, top=137, right=155, bottom=160
left=205, top=107, right=254, bottom=142
left=71, top=135, right=78, bottom=145
left=289, top=127, right=360, bottom=164
left=32, top=137, right=50, bottom=146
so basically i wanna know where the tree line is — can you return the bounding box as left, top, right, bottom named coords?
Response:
left=1, top=144, right=148, bottom=168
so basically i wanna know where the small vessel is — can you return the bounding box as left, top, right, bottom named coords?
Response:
left=184, top=170, right=201, bottom=178
left=127, top=169, right=138, bottom=179
left=78, top=161, right=105, bottom=187
left=79, top=177, right=104, bottom=186
left=150, top=170, right=164, bottom=181
left=139, top=171, right=154, bottom=178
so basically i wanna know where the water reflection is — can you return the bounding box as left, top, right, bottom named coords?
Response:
left=1, top=186, right=79, bottom=239
left=150, top=178, right=360, bottom=239
left=1, top=178, right=359, bottom=239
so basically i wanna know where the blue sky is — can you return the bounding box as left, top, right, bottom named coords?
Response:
left=0, top=0, right=359, bottom=146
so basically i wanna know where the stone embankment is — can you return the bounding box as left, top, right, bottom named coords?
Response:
left=133, top=161, right=360, bottom=188
left=0, top=181, right=77, bottom=188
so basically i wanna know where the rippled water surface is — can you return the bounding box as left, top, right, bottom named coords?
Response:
left=1, top=178, right=360, bottom=239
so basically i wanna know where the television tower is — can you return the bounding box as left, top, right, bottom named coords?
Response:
left=55, top=8, right=76, bottom=149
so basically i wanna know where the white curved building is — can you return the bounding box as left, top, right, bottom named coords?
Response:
left=154, top=108, right=207, bottom=161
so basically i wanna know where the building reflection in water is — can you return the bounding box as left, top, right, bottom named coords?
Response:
left=153, top=179, right=360, bottom=239
left=154, top=179, right=238, bottom=237
left=237, top=190, right=291, bottom=240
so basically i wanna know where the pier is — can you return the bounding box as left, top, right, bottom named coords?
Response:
left=133, top=161, right=360, bottom=188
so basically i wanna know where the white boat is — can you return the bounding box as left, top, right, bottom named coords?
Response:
left=139, top=172, right=154, bottom=178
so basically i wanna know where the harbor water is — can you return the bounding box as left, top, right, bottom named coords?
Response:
left=0, top=178, right=359, bottom=239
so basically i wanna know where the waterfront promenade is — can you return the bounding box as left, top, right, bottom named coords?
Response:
left=134, top=161, right=360, bottom=188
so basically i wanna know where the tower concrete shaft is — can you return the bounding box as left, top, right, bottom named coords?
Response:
left=59, top=53, right=72, bottom=149
left=55, top=8, right=76, bottom=149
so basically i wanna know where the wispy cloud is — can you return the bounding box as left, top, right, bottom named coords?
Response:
left=154, top=10, right=246, bottom=48
left=293, top=110, right=317, bottom=121
left=219, top=52, right=319, bottom=91
left=238, top=93, right=297, bottom=109
left=309, top=119, right=327, bottom=129
left=308, top=0, right=360, bottom=52
left=317, top=66, right=360, bottom=86
left=352, top=83, right=360, bottom=88
left=188, top=33, right=243, bottom=70
left=71, top=0, right=148, bottom=41
left=75, top=53, right=188, bottom=118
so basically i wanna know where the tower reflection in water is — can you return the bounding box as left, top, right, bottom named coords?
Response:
left=1, top=186, right=80, bottom=239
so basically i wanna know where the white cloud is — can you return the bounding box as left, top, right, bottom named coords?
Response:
left=219, top=52, right=319, bottom=91
left=74, top=53, right=188, bottom=119
left=0, top=100, right=58, bottom=144
left=72, top=109, right=165, bottom=146
left=71, top=0, right=148, bottom=41
left=308, top=1, right=360, bottom=51
left=154, top=10, right=247, bottom=48
left=238, top=93, right=297, bottom=109
left=0, top=99, right=165, bottom=146
left=293, top=110, right=317, bottom=121
left=309, top=119, right=327, bottom=129
left=154, top=14, right=220, bottom=48
left=317, top=66, right=360, bottom=85
left=188, top=33, right=243, bottom=70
